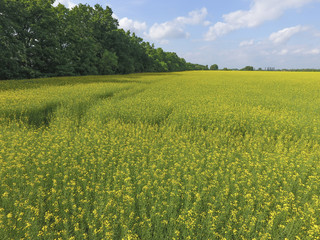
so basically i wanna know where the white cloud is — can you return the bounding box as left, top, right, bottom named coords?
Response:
left=313, top=30, right=320, bottom=37
left=308, top=48, right=320, bottom=54
left=53, top=0, right=76, bottom=9
left=269, top=25, right=308, bottom=44
left=147, top=22, right=188, bottom=40
left=294, top=48, right=320, bottom=55
left=119, top=17, right=147, bottom=33
left=205, top=0, right=315, bottom=41
left=176, top=8, right=208, bottom=25
left=146, top=8, right=208, bottom=42
left=239, top=39, right=255, bottom=47
left=279, top=49, right=289, bottom=55
left=277, top=47, right=320, bottom=55
left=204, top=21, right=211, bottom=26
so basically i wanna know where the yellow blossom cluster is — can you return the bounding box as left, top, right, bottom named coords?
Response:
left=1, top=71, right=320, bottom=239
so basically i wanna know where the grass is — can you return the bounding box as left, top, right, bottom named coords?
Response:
left=1, top=71, right=320, bottom=239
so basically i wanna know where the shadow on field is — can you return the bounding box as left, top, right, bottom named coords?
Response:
left=94, top=91, right=115, bottom=100
left=3, top=86, right=150, bottom=129
left=26, top=103, right=58, bottom=127
left=0, top=72, right=182, bottom=91
left=4, top=92, right=117, bottom=129
left=0, top=76, right=144, bottom=92
left=115, top=88, right=146, bottom=100
left=6, top=103, right=60, bottom=128
left=1, top=81, right=155, bottom=129
left=152, top=108, right=173, bottom=126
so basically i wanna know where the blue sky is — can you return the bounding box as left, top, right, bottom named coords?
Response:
left=54, top=0, right=320, bottom=69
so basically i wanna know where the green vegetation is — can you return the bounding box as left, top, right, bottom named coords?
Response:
left=241, top=66, right=254, bottom=71
left=1, top=71, right=320, bottom=239
left=210, top=64, right=219, bottom=70
left=0, top=0, right=207, bottom=80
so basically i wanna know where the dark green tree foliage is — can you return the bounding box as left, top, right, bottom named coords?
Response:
left=186, top=63, right=208, bottom=70
left=210, top=64, right=218, bottom=70
left=0, top=0, right=206, bottom=80
left=99, top=49, right=118, bottom=75
left=241, top=66, right=254, bottom=71
left=1, top=0, right=60, bottom=79
left=0, top=0, right=20, bottom=79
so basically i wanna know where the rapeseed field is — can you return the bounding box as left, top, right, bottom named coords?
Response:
left=1, top=71, right=320, bottom=239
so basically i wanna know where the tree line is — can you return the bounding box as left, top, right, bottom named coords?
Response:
left=0, top=0, right=208, bottom=80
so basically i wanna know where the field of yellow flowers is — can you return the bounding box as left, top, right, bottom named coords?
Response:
left=1, top=71, right=320, bottom=239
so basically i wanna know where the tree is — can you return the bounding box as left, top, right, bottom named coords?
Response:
left=0, top=0, right=60, bottom=79
left=0, top=1, right=207, bottom=80
left=54, top=4, right=75, bottom=76
left=0, top=0, right=22, bottom=79
left=99, top=49, right=118, bottom=75
left=241, top=66, right=254, bottom=71
left=210, top=64, right=219, bottom=70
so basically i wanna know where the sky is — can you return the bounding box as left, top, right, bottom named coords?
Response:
left=54, top=0, right=320, bottom=69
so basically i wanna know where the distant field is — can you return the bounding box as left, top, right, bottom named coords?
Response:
left=1, top=71, right=320, bottom=239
